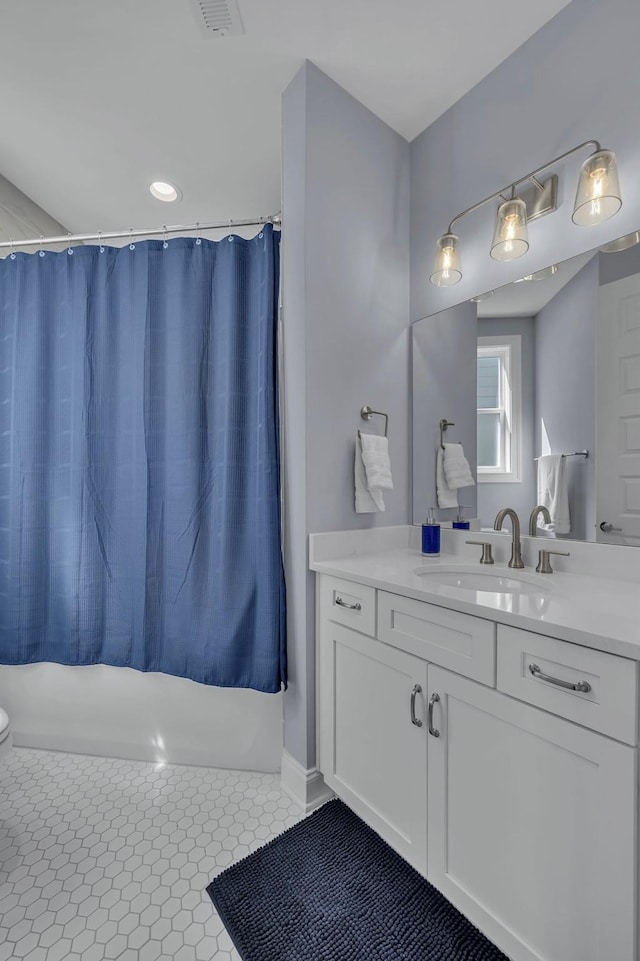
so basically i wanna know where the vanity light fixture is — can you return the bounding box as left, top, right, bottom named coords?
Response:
left=430, top=140, right=622, bottom=286
left=149, top=181, right=182, bottom=203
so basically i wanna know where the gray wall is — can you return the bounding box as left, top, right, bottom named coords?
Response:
left=282, top=62, right=410, bottom=769
left=476, top=317, right=536, bottom=527
left=410, top=0, right=640, bottom=322
left=599, top=245, right=640, bottom=286
left=535, top=258, right=597, bottom=541
left=0, top=174, right=67, bottom=250
left=412, top=302, right=477, bottom=524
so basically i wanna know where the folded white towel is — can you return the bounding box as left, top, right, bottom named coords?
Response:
left=443, top=443, right=475, bottom=491
left=355, top=436, right=385, bottom=512
left=436, top=448, right=459, bottom=509
left=537, top=454, right=570, bottom=535
left=359, top=433, right=394, bottom=492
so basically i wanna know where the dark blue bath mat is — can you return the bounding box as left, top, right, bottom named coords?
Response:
left=206, top=798, right=508, bottom=961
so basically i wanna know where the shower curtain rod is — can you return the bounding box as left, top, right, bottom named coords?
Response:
left=0, top=213, right=281, bottom=251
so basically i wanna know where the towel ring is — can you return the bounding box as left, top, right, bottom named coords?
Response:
left=360, top=406, right=388, bottom=437
left=440, top=419, right=455, bottom=449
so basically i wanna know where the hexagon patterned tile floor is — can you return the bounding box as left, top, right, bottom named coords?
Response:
left=0, top=748, right=302, bottom=960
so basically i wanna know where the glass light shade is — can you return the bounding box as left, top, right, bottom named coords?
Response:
left=490, top=198, right=529, bottom=261
left=470, top=290, right=495, bottom=302
left=572, top=149, right=622, bottom=225
left=600, top=231, right=640, bottom=253
left=430, top=233, right=462, bottom=286
left=514, top=264, right=559, bottom=283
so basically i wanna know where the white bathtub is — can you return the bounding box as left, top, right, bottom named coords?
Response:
left=0, top=663, right=283, bottom=772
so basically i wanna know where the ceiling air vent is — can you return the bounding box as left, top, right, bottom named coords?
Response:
left=192, top=0, right=244, bottom=37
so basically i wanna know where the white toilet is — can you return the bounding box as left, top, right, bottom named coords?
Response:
left=0, top=707, right=12, bottom=760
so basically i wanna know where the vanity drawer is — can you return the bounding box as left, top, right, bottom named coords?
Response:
left=497, top=626, right=638, bottom=745
left=319, top=574, right=376, bottom=637
left=377, top=591, right=496, bottom=685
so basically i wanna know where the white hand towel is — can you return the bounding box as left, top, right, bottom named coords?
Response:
left=443, top=443, right=475, bottom=490
left=536, top=454, right=570, bottom=535
left=355, top=436, right=385, bottom=512
left=436, top=448, right=459, bottom=509
left=359, top=433, right=394, bottom=492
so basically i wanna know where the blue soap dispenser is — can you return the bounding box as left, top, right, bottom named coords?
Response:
left=452, top=506, right=471, bottom=531
left=422, top=508, right=440, bottom=557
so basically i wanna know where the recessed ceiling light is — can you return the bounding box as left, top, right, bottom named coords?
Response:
left=149, top=181, right=182, bottom=203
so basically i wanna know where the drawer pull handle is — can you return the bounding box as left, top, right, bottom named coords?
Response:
left=529, top=663, right=591, bottom=694
left=335, top=596, right=362, bottom=611
left=410, top=684, right=423, bottom=727
left=428, top=692, right=440, bottom=737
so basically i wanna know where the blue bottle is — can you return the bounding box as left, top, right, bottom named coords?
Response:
left=422, top=508, right=440, bottom=556
left=452, top=506, right=471, bottom=531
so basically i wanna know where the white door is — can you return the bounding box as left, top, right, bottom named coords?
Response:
left=597, top=274, right=640, bottom=545
left=427, top=665, right=636, bottom=961
left=318, top=622, right=428, bottom=875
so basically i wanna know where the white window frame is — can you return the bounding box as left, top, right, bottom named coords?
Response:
left=477, top=334, right=522, bottom=484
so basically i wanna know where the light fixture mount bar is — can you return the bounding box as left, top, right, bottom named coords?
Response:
left=519, top=175, right=558, bottom=222
left=447, top=140, right=601, bottom=233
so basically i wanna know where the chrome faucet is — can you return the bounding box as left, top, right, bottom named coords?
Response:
left=529, top=504, right=551, bottom=535
left=494, top=508, right=525, bottom=569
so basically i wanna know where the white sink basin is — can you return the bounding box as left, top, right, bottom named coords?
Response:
left=412, top=565, right=551, bottom=597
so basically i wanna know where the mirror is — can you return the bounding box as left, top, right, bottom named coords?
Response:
left=412, top=230, right=640, bottom=546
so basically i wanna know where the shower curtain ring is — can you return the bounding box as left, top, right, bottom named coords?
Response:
left=9, top=238, right=15, bottom=260
left=129, top=228, right=135, bottom=251
left=195, top=222, right=201, bottom=245
left=39, top=236, right=45, bottom=257
left=67, top=233, right=74, bottom=255
left=98, top=230, right=105, bottom=253
left=163, top=226, right=168, bottom=249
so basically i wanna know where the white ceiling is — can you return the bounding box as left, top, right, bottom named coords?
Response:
left=476, top=249, right=597, bottom=319
left=0, top=0, right=571, bottom=234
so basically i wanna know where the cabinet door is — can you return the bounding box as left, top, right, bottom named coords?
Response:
left=426, top=665, right=637, bottom=961
left=319, top=621, right=428, bottom=875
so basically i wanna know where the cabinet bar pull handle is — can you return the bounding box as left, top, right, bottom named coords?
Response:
left=428, top=693, right=440, bottom=737
left=335, top=596, right=362, bottom=611
left=410, top=684, right=423, bottom=727
left=599, top=521, right=623, bottom=534
left=529, top=663, right=591, bottom=693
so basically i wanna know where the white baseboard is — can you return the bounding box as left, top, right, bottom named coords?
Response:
left=280, top=749, right=334, bottom=813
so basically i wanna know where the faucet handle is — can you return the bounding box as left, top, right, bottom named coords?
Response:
left=465, top=540, right=495, bottom=565
left=536, top=549, right=570, bottom=574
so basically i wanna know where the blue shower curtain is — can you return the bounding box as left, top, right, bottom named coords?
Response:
left=0, top=228, right=286, bottom=692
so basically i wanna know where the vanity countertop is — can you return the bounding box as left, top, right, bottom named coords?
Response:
left=310, top=547, right=640, bottom=660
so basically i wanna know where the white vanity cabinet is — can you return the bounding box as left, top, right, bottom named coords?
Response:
left=318, top=576, right=428, bottom=874
left=316, top=572, right=639, bottom=961
left=427, top=665, right=636, bottom=961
